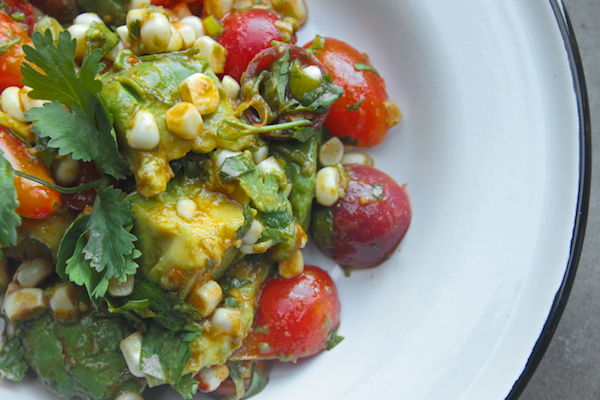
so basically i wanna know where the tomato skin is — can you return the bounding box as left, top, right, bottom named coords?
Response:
left=61, top=162, right=99, bottom=211
left=0, top=10, right=31, bottom=92
left=313, top=164, right=411, bottom=269
left=1, top=0, right=35, bottom=34
left=304, top=37, right=399, bottom=147
left=218, top=8, right=295, bottom=82
left=232, top=266, right=341, bottom=361
left=0, top=128, right=62, bottom=219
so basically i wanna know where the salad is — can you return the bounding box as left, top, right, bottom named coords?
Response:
left=0, top=0, right=411, bottom=399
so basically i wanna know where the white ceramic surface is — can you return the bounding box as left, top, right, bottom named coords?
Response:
left=0, top=0, right=583, bottom=399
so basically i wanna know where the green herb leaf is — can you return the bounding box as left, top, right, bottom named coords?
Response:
left=57, top=186, right=140, bottom=298
left=354, top=62, right=380, bottom=76
left=372, top=183, right=384, bottom=200
left=84, top=185, right=139, bottom=280
left=109, top=278, right=201, bottom=333
left=172, top=373, right=199, bottom=399
left=0, top=150, right=20, bottom=252
left=224, top=295, right=240, bottom=308
left=326, top=327, right=344, bottom=350
left=141, top=322, right=197, bottom=385
left=0, top=337, right=28, bottom=381
left=347, top=98, right=364, bottom=113
left=22, top=30, right=130, bottom=179
left=129, top=20, right=141, bottom=37
left=0, top=37, right=21, bottom=57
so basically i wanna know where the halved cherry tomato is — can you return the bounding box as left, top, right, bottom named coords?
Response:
left=61, top=161, right=99, bottom=211
left=217, top=8, right=296, bottom=82
left=232, top=265, right=341, bottom=362
left=311, top=164, right=411, bottom=269
left=0, top=127, right=61, bottom=219
left=304, top=37, right=401, bottom=147
left=1, top=0, right=35, bottom=34
left=0, top=10, right=31, bottom=91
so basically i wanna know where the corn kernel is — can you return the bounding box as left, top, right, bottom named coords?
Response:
left=194, top=36, right=226, bottom=74
left=315, top=166, right=341, bottom=206
left=4, top=288, right=47, bottom=321
left=188, top=280, right=223, bottom=318
left=166, top=102, right=203, bottom=140
left=278, top=248, right=304, bottom=279
left=179, top=73, right=220, bottom=115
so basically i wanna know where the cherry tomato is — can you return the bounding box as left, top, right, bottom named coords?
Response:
left=61, top=162, right=99, bottom=211
left=232, top=266, right=341, bottom=362
left=151, top=0, right=203, bottom=16
left=1, top=0, right=35, bottom=34
left=0, top=127, right=62, bottom=219
left=311, top=164, right=411, bottom=269
left=304, top=37, right=401, bottom=147
left=240, top=45, right=337, bottom=138
left=0, top=10, right=31, bottom=92
left=217, top=8, right=296, bottom=82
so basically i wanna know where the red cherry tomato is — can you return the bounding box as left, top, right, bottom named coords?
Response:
left=1, top=0, right=35, bottom=34
left=0, top=10, right=32, bottom=91
left=61, top=162, right=99, bottom=211
left=312, top=164, right=411, bottom=269
left=304, top=37, right=401, bottom=147
left=0, top=127, right=62, bottom=219
left=151, top=0, right=203, bottom=15
left=232, top=265, right=341, bottom=362
left=217, top=8, right=296, bottom=82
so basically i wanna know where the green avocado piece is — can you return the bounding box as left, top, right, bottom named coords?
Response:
left=270, top=136, right=318, bottom=231
left=19, top=313, right=144, bottom=400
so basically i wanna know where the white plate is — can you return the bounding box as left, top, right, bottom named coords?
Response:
left=0, top=0, right=589, bottom=399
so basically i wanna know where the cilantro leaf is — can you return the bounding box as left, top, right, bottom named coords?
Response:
left=57, top=186, right=140, bottom=298
left=84, top=185, right=139, bottom=280
left=0, top=37, right=21, bottom=57
left=22, top=30, right=129, bottom=180
left=0, top=150, right=20, bottom=253
left=141, top=322, right=198, bottom=385
left=109, top=279, right=201, bottom=333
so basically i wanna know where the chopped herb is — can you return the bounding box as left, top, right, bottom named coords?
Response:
left=354, top=62, right=380, bottom=76
left=339, top=136, right=360, bottom=146
left=0, top=37, right=21, bottom=57
left=372, top=183, right=384, bottom=200
left=371, top=244, right=379, bottom=251
left=254, top=325, right=269, bottom=334
left=347, top=98, right=364, bottom=112
left=224, top=295, right=240, bottom=308
left=259, top=342, right=271, bottom=353
left=326, top=327, right=344, bottom=350
left=344, top=266, right=352, bottom=277
left=129, top=19, right=141, bottom=37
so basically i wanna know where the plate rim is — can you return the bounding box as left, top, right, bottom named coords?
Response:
left=506, top=1, right=592, bottom=398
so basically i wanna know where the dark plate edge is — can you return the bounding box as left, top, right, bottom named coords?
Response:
left=505, top=1, right=592, bottom=399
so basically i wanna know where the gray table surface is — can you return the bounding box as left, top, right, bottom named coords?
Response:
left=519, top=0, right=600, bottom=399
